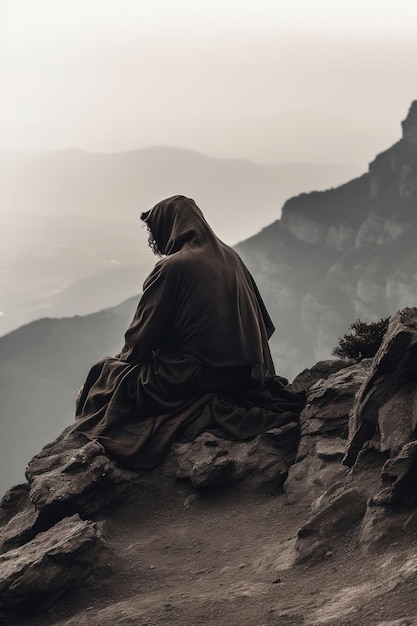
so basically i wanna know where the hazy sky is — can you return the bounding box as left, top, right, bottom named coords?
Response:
left=1, top=0, right=417, bottom=168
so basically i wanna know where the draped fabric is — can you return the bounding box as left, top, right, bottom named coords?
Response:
left=72, top=196, right=305, bottom=469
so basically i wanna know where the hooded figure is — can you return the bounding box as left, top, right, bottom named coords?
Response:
left=72, top=196, right=304, bottom=468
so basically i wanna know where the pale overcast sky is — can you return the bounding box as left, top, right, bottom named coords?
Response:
left=1, top=0, right=417, bottom=167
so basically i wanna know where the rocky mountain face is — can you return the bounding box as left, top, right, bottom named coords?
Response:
left=237, top=101, right=417, bottom=380
left=2, top=308, right=417, bottom=625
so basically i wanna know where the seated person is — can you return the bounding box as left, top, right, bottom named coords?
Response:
left=72, top=195, right=305, bottom=468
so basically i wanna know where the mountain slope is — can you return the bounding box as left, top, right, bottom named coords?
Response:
left=0, top=147, right=357, bottom=335
left=237, top=101, right=417, bottom=377
left=0, top=297, right=138, bottom=495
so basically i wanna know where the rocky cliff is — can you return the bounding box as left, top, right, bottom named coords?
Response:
left=237, top=101, right=417, bottom=379
left=2, top=308, right=417, bottom=625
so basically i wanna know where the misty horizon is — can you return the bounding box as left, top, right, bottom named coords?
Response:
left=2, top=1, right=417, bottom=172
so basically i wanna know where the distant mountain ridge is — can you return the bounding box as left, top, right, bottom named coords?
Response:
left=0, top=146, right=357, bottom=335
left=0, top=297, right=138, bottom=494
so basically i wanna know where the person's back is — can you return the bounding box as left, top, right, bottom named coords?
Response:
left=72, top=195, right=305, bottom=470
left=123, top=195, right=275, bottom=378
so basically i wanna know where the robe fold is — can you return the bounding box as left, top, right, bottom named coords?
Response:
left=72, top=195, right=305, bottom=469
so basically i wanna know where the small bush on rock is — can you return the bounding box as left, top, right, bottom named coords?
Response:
left=332, top=317, right=390, bottom=361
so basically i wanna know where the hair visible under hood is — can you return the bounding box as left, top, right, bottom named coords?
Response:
left=141, top=195, right=218, bottom=256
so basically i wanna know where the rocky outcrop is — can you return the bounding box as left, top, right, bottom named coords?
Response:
left=174, top=424, right=299, bottom=492
left=294, top=308, right=417, bottom=564
left=402, top=100, right=417, bottom=145
left=344, top=308, right=417, bottom=472
left=284, top=358, right=371, bottom=505
left=0, top=414, right=299, bottom=619
left=4, top=307, right=417, bottom=622
left=0, top=515, right=106, bottom=614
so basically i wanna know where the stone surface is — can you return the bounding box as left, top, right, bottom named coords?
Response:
left=359, top=502, right=416, bottom=550
left=295, top=488, right=367, bottom=563
left=289, top=308, right=417, bottom=556
left=316, top=437, right=346, bottom=460
left=26, top=430, right=140, bottom=516
left=0, top=515, right=106, bottom=616
left=402, top=100, right=417, bottom=145
left=300, top=359, right=373, bottom=440
left=0, top=496, right=41, bottom=554
left=290, top=358, right=355, bottom=394
left=376, top=620, right=417, bottom=626
left=174, top=423, right=299, bottom=492
left=284, top=359, right=371, bottom=504
left=342, top=308, right=417, bottom=514
left=372, top=441, right=417, bottom=506
left=345, top=308, right=417, bottom=468
left=0, top=429, right=140, bottom=554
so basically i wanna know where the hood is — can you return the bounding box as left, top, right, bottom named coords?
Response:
left=141, top=195, right=217, bottom=255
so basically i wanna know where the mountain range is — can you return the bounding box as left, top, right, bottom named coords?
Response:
left=0, top=146, right=356, bottom=336
left=0, top=297, right=137, bottom=494
left=0, top=101, right=416, bottom=495
left=237, top=100, right=417, bottom=377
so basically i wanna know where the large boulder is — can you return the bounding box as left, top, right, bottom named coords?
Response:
left=0, top=430, right=140, bottom=554
left=296, top=308, right=417, bottom=561
left=174, top=422, right=299, bottom=492
left=344, top=307, right=417, bottom=470
left=0, top=515, right=106, bottom=618
left=343, top=308, right=417, bottom=524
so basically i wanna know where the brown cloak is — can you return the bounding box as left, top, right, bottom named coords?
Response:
left=72, top=196, right=304, bottom=469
